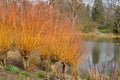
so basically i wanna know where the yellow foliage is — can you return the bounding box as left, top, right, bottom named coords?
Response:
left=0, top=26, right=11, bottom=52
left=0, top=26, right=12, bottom=66
left=14, top=26, right=39, bottom=56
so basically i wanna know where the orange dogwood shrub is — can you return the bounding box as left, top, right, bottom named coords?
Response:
left=0, top=26, right=12, bottom=66
left=0, top=1, right=87, bottom=72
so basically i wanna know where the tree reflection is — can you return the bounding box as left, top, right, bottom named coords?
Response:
left=92, top=43, right=100, bottom=65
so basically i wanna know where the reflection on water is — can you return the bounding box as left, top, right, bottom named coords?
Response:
left=80, top=40, right=120, bottom=76
left=113, top=38, right=120, bottom=46
left=114, top=46, right=120, bottom=61
left=92, top=43, right=99, bottom=64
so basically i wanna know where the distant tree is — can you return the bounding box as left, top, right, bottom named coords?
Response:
left=86, top=4, right=90, bottom=18
left=105, top=0, right=120, bottom=34
left=113, top=6, right=120, bottom=34
left=91, top=0, right=105, bottom=28
left=49, top=0, right=99, bottom=32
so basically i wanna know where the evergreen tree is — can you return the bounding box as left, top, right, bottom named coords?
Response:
left=91, top=0, right=105, bottom=27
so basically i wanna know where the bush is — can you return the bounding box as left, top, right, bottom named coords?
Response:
left=0, top=1, right=86, bottom=72
left=100, top=27, right=112, bottom=33
left=35, top=71, right=47, bottom=79
left=19, top=70, right=30, bottom=77
left=100, top=21, right=114, bottom=33
left=19, top=70, right=30, bottom=80
left=48, top=72, right=54, bottom=78
left=4, top=65, right=19, bottom=73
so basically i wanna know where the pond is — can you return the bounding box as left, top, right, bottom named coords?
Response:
left=80, top=38, right=120, bottom=77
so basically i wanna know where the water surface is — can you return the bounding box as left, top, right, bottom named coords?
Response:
left=80, top=39, right=120, bottom=76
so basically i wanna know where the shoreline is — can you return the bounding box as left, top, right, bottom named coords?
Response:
left=81, top=33, right=120, bottom=45
left=82, top=33, right=120, bottom=39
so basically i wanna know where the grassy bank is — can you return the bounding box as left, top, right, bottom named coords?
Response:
left=0, top=66, right=53, bottom=80
left=82, top=33, right=120, bottom=39
left=82, top=33, right=120, bottom=45
left=0, top=64, right=81, bottom=80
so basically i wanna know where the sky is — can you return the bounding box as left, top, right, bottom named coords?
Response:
left=83, top=0, right=94, bottom=6
left=39, top=0, right=94, bottom=6
left=29, top=0, right=95, bottom=6
left=30, top=0, right=120, bottom=7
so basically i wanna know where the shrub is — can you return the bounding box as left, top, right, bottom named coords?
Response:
left=20, top=70, right=30, bottom=77
left=4, top=65, right=19, bottom=73
left=0, top=1, right=87, bottom=74
left=35, top=71, right=47, bottom=79
left=100, top=27, right=112, bottom=33
left=14, top=26, right=39, bottom=70
left=0, top=26, right=12, bottom=66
